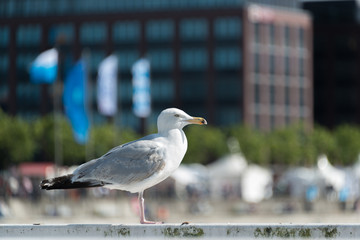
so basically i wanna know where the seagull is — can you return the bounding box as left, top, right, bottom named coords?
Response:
left=40, top=108, right=207, bottom=224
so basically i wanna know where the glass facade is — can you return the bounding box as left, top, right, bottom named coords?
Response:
left=214, top=47, right=241, bottom=70
left=148, top=49, right=173, bottom=71
left=147, top=20, right=174, bottom=42
left=0, top=0, right=256, bottom=17
left=0, top=0, right=310, bottom=130
left=180, top=19, right=208, bottom=41
left=248, top=7, right=312, bottom=130
left=0, top=27, right=8, bottom=110
left=80, top=23, right=106, bottom=44
left=214, top=17, right=242, bottom=39
left=113, top=21, right=140, bottom=43
left=14, top=24, right=41, bottom=120
left=213, top=16, right=243, bottom=126
left=180, top=48, right=208, bottom=70
left=16, top=25, right=41, bottom=46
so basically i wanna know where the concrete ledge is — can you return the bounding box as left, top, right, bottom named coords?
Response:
left=1, top=223, right=360, bottom=239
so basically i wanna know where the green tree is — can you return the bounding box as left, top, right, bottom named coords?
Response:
left=118, top=128, right=139, bottom=146
left=333, top=124, right=360, bottom=165
left=299, top=126, right=317, bottom=166
left=34, top=116, right=140, bottom=166
left=0, top=111, right=35, bottom=169
left=7, top=109, right=360, bottom=169
left=33, top=115, right=86, bottom=166
left=310, top=125, right=337, bottom=162
left=89, top=124, right=118, bottom=158
left=184, top=126, right=228, bottom=164
left=61, top=118, right=87, bottom=166
left=268, top=125, right=304, bottom=165
left=228, top=125, right=269, bottom=165
left=89, top=124, right=139, bottom=158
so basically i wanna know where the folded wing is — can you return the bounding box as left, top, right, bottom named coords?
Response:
left=72, top=139, right=166, bottom=186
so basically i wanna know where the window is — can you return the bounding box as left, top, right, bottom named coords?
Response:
left=254, top=23, right=261, bottom=43
left=269, top=24, right=275, bottom=45
left=285, top=55, right=290, bottom=76
left=146, top=20, right=174, bottom=42
left=17, top=25, right=41, bottom=46
left=16, top=83, right=41, bottom=106
left=254, top=84, right=260, bottom=104
left=269, top=55, right=275, bottom=75
left=215, top=77, right=240, bottom=100
left=113, top=21, right=140, bottom=43
left=214, top=17, right=241, bottom=39
left=152, top=79, right=174, bottom=101
left=88, top=50, right=105, bottom=72
left=284, top=25, right=290, bottom=47
left=180, top=48, right=207, bottom=70
left=116, top=50, right=139, bottom=71
left=299, top=27, right=305, bottom=48
left=56, top=0, right=70, bottom=15
left=0, top=27, right=9, bottom=47
left=299, top=87, right=304, bottom=107
left=285, top=77, right=290, bottom=106
left=180, top=19, right=208, bottom=41
left=214, top=47, right=241, bottom=70
left=254, top=53, right=260, bottom=73
left=299, top=58, right=305, bottom=77
left=216, top=107, right=240, bottom=125
left=119, top=81, right=132, bottom=101
left=270, top=115, right=275, bottom=130
left=16, top=53, right=36, bottom=70
left=270, top=76, right=275, bottom=105
left=23, top=0, right=50, bottom=16
left=148, top=49, right=173, bottom=71
left=181, top=78, right=206, bottom=100
left=80, top=22, right=106, bottom=44
left=49, top=24, right=74, bottom=45
left=0, top=54, right=8, bottom=72
left=0, top=85, right=8, bottom=100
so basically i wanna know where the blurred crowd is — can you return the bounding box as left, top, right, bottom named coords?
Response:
left=2, top=152, right=360, bottom=220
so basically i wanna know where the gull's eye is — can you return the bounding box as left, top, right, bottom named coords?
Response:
left=174, top=114, right=180, bottom=118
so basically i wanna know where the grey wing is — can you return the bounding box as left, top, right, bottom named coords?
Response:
left=73, top=139, right=166, bottom=185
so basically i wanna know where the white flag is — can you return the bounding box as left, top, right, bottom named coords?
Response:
left=97, top=55, right=118, bottom=116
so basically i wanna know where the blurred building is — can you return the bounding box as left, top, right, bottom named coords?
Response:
left=244, top=5, right=312, bottom=130
left=303, top=0, right=360, bottom=128
left=0, top=0, right=312, bottom=131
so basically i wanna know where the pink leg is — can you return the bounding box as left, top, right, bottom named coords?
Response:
left=138, top=191, right=162, bottom=224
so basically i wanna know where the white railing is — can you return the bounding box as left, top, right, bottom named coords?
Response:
left=1, top=223, right=359, bottom=239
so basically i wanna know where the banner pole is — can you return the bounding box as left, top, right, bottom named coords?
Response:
left=51, top=42, right=64, bottom=216
left=83, top=49, right=94, bottom=162
left=53, top=45, right=63, bottom=177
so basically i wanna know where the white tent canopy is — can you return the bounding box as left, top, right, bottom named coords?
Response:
left=207, top=153, right=248, bottom=178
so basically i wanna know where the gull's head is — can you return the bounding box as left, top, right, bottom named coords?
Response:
left=157, top=108, right=207, bottom=132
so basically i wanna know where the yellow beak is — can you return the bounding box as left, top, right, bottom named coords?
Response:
left=186, top=117, right=207, bottom=125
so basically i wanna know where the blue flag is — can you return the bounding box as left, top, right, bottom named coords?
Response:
left=30, top=48, right=58, bottom=84
left=63, top=60, right=89, bottom=144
